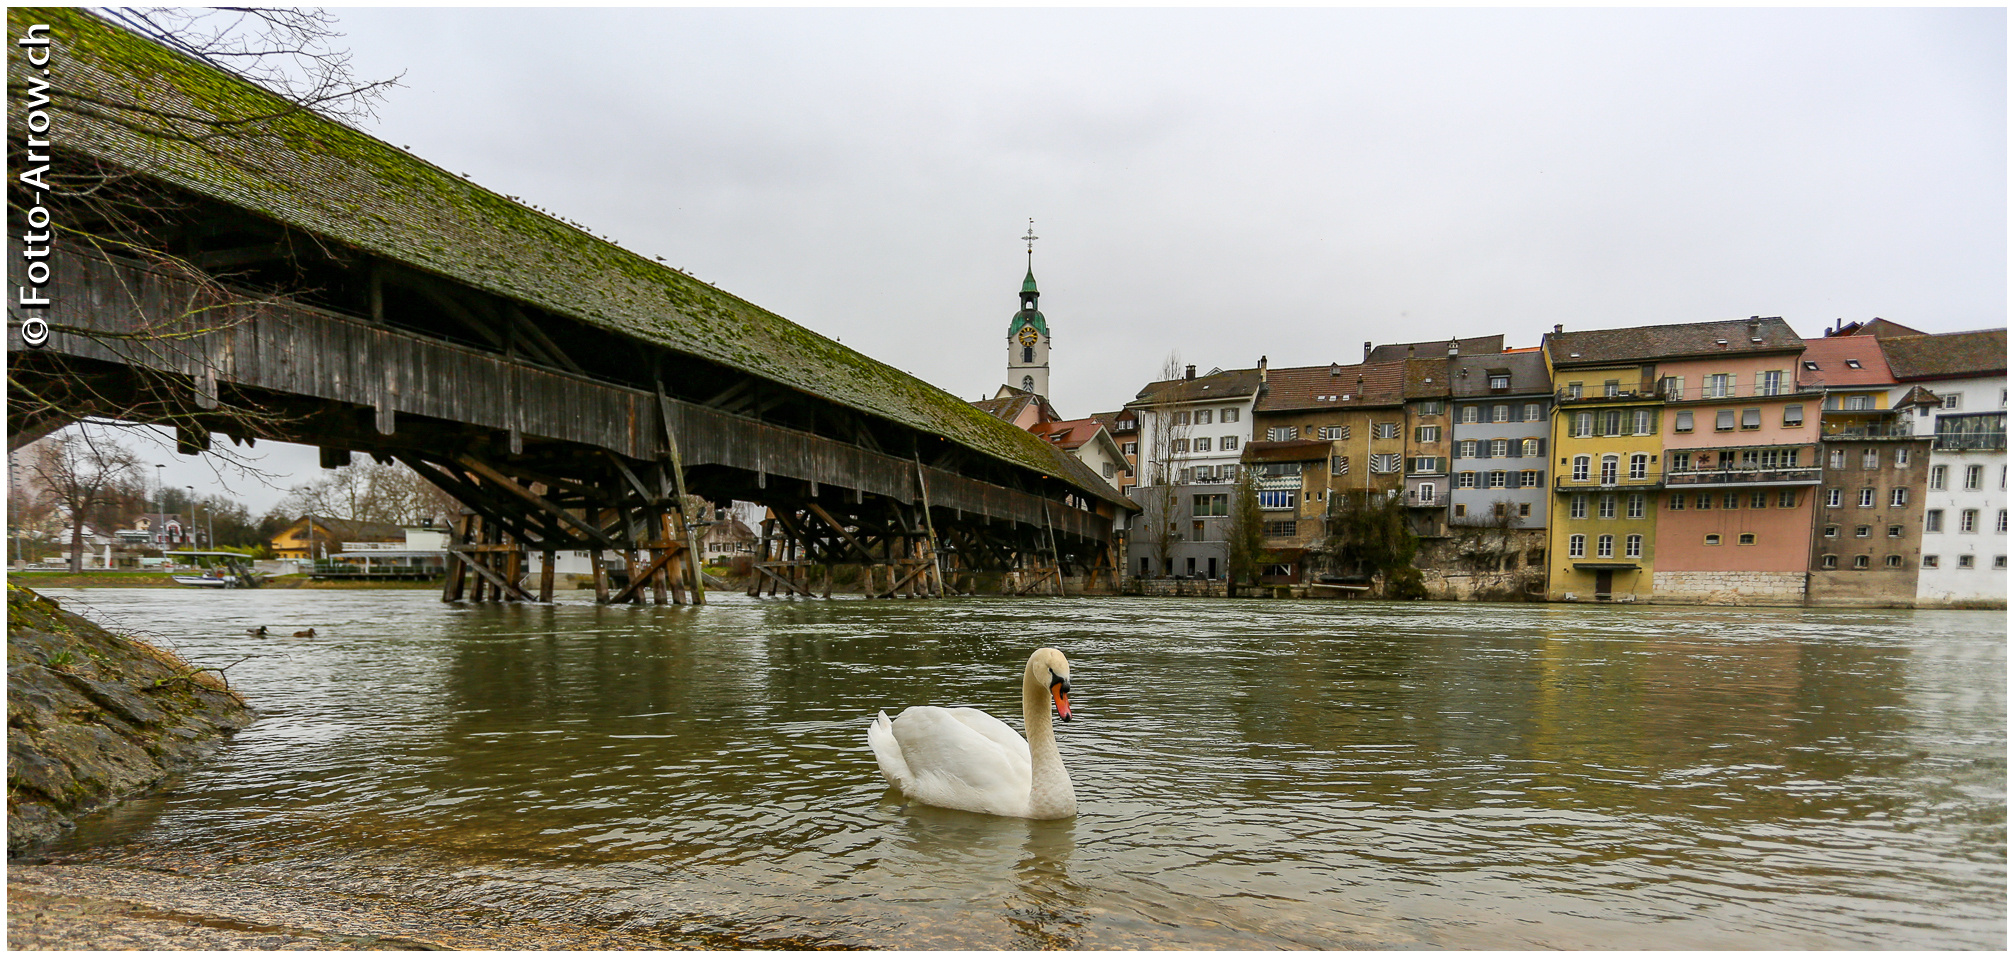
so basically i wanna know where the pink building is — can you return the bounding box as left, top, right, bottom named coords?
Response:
left=1651, top=317, right=1821, bottom=604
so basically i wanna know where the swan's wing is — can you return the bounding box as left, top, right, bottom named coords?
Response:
left=866, top=710, right=912, bottom=788
left=887, top=705, right=1030, bottom=816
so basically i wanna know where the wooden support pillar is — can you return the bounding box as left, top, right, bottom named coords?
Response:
left=443, top=513, right=470, bottom=602
left=540, top=549, right=556, bottom=602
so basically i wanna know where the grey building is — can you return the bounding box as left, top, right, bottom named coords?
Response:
left=1447, top=350, right=1552, bottom=530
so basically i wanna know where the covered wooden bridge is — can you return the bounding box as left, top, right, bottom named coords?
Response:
left=7, top=9, right=1131, bottom=603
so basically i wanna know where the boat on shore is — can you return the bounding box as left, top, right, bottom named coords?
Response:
left=164, top=551, right=263, bottom=589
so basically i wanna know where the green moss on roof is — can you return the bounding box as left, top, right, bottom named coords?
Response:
left=12, top=7, right=1125, bottom=507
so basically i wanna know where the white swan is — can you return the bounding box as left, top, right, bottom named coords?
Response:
left=867, top=647, right=1077, bottom=819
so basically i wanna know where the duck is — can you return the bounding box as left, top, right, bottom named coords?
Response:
left=293, top=628, right=315, bottom=638
left=867, top=648, right=1077, bottom=820
left=246, top=626, right=267, bottom=636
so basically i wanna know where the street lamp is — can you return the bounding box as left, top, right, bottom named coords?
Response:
left=153, top=464, right=166, bottom=553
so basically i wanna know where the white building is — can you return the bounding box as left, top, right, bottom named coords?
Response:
left=1121, top=361, right=1265, bottom=579
left=1882, top=329, right=2007, bottom=606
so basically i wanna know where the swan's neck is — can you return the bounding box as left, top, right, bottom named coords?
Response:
left=1022, top=674, right=1076, bottom=819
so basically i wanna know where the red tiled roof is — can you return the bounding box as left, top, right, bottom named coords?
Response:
left=1030, top=418, right=1108, bottom=452
left=1798, top=337, right=1896, bottom=388
left=1254, top=361, right=1406, bottom=413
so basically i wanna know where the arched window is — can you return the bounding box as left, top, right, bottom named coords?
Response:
left=1599, top=454, right=1619, bottom=484
left=1022, top=346, right=1034, bottom=364
left=1022, top=375, right=1035, bottom=392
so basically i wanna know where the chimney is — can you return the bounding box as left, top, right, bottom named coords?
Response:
left=1184, top=364, right=1196, bottom=381
left=1363, top=341, right=1373, bottom=360
left=1553, top=324, right=1563, bottom=335
left=1447, top=339, right=1460, bottom=356
left=1406, top=344, right=1415, bottom=357
left=1748, top=317, right=1763, bottom=343
left=1258, top=355, right=1268, bottom=383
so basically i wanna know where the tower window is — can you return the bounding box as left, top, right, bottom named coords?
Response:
left=1022, top=346, right=1034, bottom=364
left=1022, top=375, right=1034, bottom=392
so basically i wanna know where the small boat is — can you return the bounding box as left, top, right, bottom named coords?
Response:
left=166, top=551, right=263, bottom=589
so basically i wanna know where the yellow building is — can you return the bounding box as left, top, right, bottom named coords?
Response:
left=1541, top=348, right=1666, bottom=602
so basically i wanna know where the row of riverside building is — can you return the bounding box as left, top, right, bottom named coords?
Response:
left=1083, top=317, right=2005, bottom=608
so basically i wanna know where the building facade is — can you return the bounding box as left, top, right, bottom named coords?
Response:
left=1881, top=329, right=2008, bottom=606
left=1802, top=335, right=1933, bottom=605
left=1123, top=364, right=1263, bottom=579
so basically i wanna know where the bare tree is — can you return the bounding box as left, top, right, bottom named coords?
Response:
left=274, top=460, right=454, bottom=527
left=8, top=8, right=403, bottom=452
left=29, top=429, right=141, bottom=572
left=1140, top=352, right=1194, bottom=577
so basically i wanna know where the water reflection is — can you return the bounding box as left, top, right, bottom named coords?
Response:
left=36, top=589, right=2006, bottom=949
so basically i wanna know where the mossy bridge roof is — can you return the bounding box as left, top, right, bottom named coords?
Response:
left=18, top=8, right=1124, bottom=508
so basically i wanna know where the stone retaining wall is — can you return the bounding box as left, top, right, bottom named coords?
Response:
left=1651, top=570, right=1806, bottom=606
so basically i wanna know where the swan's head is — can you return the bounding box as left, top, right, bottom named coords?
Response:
left=1027, top=647, right=1072, bottom=722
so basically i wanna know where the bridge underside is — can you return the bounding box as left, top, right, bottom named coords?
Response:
left=12, top=247, right=1123, bottom=603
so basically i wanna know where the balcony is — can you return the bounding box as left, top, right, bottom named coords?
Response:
left=1405, top=489, right=1443, bottom=508
left=1663, top=466, right=1822, bottom=487
left=1819, top=423, right=1917, bottom=441
left=1935, top=432, right=2008, bottom=451
left=1254, top=474, right=1302, bottom=491
left=1556, top=471, right=1666, bottom=491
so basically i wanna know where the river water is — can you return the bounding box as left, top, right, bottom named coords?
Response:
left=34, top=588, right=2007, bottom=949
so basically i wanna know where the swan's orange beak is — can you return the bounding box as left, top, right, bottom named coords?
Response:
left=1052, top=683, right=1071, bottom=722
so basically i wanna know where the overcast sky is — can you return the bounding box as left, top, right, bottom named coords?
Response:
left=133, top=5, right=2005, bottom=513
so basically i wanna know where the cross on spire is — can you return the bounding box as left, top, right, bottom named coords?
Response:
left=1022, top=218, right=1038, bottom=268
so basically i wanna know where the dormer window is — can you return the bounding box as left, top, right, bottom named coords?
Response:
left=1803, top=360, right=1820, bottom=371
left=1844, top=359, right=1862, bottom=369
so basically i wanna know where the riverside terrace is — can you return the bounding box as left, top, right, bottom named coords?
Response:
left=6, top=8, right=1132, bottom=603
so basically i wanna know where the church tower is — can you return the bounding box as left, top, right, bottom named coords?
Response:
left=1007, top=220, right=1051, bottom=398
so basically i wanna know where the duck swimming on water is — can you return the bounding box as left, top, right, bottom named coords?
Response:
left=246, top=626, right=268, bottom=636
left=293, top=628, right=315, bottom=638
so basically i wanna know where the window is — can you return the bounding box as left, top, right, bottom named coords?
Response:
left=1603, top=410, right=1624, bottom=436
left=1418, top=400, right=1444, bottom=415
left=1456, top=471, right=1477, bottom=489
left=1195, top=409, right=1212, bottom=425
left=1519, top=503, right=1533, bottom=518
left=1669, top=493, right=1686, bottom=511
left=1853, top=555, right=1870, bottom=569
left=1493, top=502, right=1508, bottom=519
left=1488, top=470, right=1508, bottom=489
left=1123, top=441, right=1138, bottom=456
left=1567, top=382, right=1584, bottom=399
left=1724, top=492, right=1741, bottom=509
left=1820, top=554, right=1838, bottom=569
left=1957, top=555, right=1975, bottom=569
left=1823, top=525, right=1838, bottom=537
left=1572, top=456, right=1591, bottom=482
left=1263, top=520, right=1297, bottom=537
left=1520, top=469, right=1540, bottom=488
left=1222, top=408, right=1240, bottom=423
left=1416, top=425, right=1441, bottom=443
left=1192, top=494, right=1228, bottom=516
left=1409, top=457, right=1442, bottom=474
left=1374, top=422, right=1401, bottom=439
left=1783, top=404, right=1804, bottom=427
left=1175, top=411, right=1190, bottom=425
left=1760, top=370, right=1786, bottom=396
left=1999, top=509, right=2008, bottom=533
left=1523, top=403, right=1542, bottom=421
left=1522, top=438, right=1541, bottom=457
left=1491, top=439, right=1510, bottom=458
left=1885, top=555, right=1903, bottom=569
left=1854, top=526, right=1871, bottom=538
left=1022, top=375, right=1035, bottom=392
left=1600, top=455, right=1619, bottom=485
left=1942, top=393, right=1961, bottom=410
left=1332, top=456, right=1349, bottom=475
left=1457, top=440, right=1478, bottom=458
left=1926, top=509, right=1944, bottom=532
left=1698, top=493, right=1715, bottom=509
left=1625, top=534, right=1642, bottom=558
left=1705, top=534, right=1722, bottom=546
left=1568, top=534, right=1586, bottom=558
left=1103, top=461, right=1115, bottom=478
left=1416, top=482, right=1437, bottom=501
left=1843, top=359, right=1862, bottom=371
left=1858, top=488, right=1875, bottom=508
left=1267, top=426, right=1296, bottom=441
left=1604, top=380, right=1621, bottom=398
left=1828, top=449, right=1846, bottom=470
left=1460, top=405, right=1479, bottom=424
left=1627, top=493, right=1645, bottom=518
left=1740, top=408, right=1762, bottom=430
left=1779, top=489, right=1799, bottom=508
left=1492, top=404, right=1510, bottom=423
left=1489, top=374, right=1510, bottom=390
left=1629, top=453, right=1649, bottom=480
left=1370, top=453, right=1400, bottom=473
left=1598, top=494, right=1616, bottom=519
left=1960, top=509, right=1978, bottom=532
left=1738, top=533, right=1757, bottom=545
left=1597, top=534, right=1615, bottom=558
left=1996, top=556, right=2008, bottom=569
left=1216, top=435, right=1232, bottom=450
left=1803, top=360, right=1820, bottom=371
left=1715, top=410, right=1736, bottom=431
left=1929, top=464, right=1950, bottom=490
left=1923, top=555, right=1939, bottom=568
left=1318, top=425, right=1343, bottom=441
left=1894, top=447, right=1909, bottom=467
left=1706, top=373, right=1731, bottom=398
left=1887, top=525, right=1903, bottom=538
left=1890, top=488, right=1908, bottom=507
left=1570, top=495, right=1588, bottom=519
left=1452, top=503, right=1467, bottom=517
left=1572, top=412, right=1594, bottom=437
left=1633, top=409, right=1653, bottom=435
left=1964, top=465, right=1984, bottom=490
left=1674, top=410, right=1694, bottom=433
left=1862, top=449, right=1880, bottom=469
left=1660, top=376, right=1684, bottom=400
left=1751, top=491, right=1769, bottom=509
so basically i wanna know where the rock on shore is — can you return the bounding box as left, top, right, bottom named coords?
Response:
left=7, top=585, right=253, bottom=856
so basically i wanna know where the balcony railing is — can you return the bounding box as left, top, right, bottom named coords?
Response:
left=1405, top=489, right=1443, bottom=508
left=1556, top=471, right=1666, bottom=491
left=1554, top=383, right=1821, bottom=405
left=1819, top=424, right=1916, bottom=440
left=1663, top=466, right=1823, bottom=487
left=1254, top=474, right=1303, bottom=491
left=1935, top=432, right=2008, bottom=451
